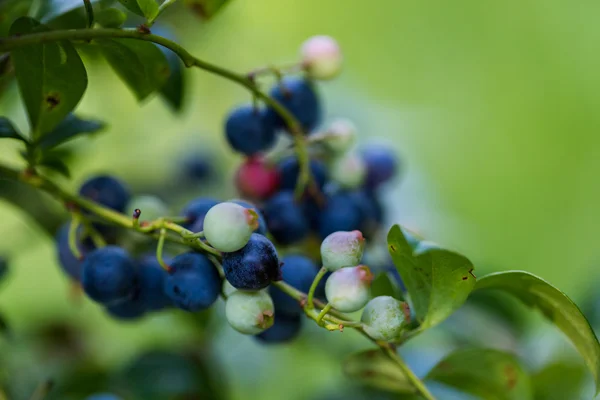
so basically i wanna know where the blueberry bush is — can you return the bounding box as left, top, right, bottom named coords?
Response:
left=0, top=1, right=599, bottom=399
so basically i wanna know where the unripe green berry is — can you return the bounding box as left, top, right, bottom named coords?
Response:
left=204, top=202, right=259, bottom=252
left=225, top=290, right=275, bottom=334
left=325, top=265, right=373, bottom=312
left=321, top=230, right=365, bottom=271
left=222, top=279, right=237, bottom=297
left=127, top=195, right=169, bottom=222
left=361, top=296, right=408, bottom=342
left=321, top=118, right=356, bottom=154
left=329, top=152, right=366, bottom=189
left=301, top=35, right=342, bottom=80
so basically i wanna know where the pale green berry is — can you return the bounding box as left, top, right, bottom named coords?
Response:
left=225, top=290, right=275, bottom=334
left=330, top=152, right=366, bottom=189
left=204, top=202, right=259, bottom=252
left=325, top=265, right=373, bottom=312
left=300, top=35, right=342, bottom=80
left=322, top=118, right=356, bottom=154
left=361, top=296, right=408, bottom=342
left=126, top=195, right=169, bottom=222
left=321, top=230, right=365, bottom=271
left=222, top=279, right=237, bottom=297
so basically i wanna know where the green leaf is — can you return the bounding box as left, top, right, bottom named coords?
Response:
left=426, top=348, right=533, bottom=400
left=9, top=17, right=88, bottom=139
left=37, top=114, right=105, bottom=149
left=39, top=157, right=71, bottom=178
left=185, top=0, right=231, bottom=19
left=41, top=0, right=104, bottom=27
left=474, top=271, right=600, bottom=393
left=0, top=117, right=27, bottom=142
left=0, top=0, right=32, bottom=37
left=0, top=257, right=8, bottom=288
left=95, top=8, right=127, bottom=27
left=159, top=48, right=186, bottom=111
left=97, top=38, right=170, bottom=101
left=343, top=349, right=415, bottom=394
left=117, top=0, right=158, bottom=19
left=532, top=361, right=587, bottom=400
left=387, top=224, right=476, bottom=331
left=371, top=271, right=404, bottom=301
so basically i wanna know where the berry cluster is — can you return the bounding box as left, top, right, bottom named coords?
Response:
left=54, top=36, right=404, bottom=344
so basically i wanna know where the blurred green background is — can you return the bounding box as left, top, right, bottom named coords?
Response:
left=2, top=0, right=600, bottom=399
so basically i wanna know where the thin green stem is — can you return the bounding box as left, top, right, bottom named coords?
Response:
left=316, top=303, right=332, bottom=323
left=306, top=266, right=327, bottom=309
left=68, top=216, right=82, bottom=259
left=0, top=28, right=311, bottom=195
left=382, top=345, right=436, bottom=400
left=80, top=218, right=107, bottom=248
left=147, top=0, right=178, bottom=27
left=156, top=227, right=169, bottom=271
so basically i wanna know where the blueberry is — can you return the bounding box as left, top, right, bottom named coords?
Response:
left=225, top=290, right=274, bottom=334
left=136, top=254, right=172, bottom=311
left=180, top=197, right=219, bottom=230
left=203, top=202, right=259, bottom=252
left=318, top=192, right=364, bottom=239
left=348, top=190, right=384, bottom=234
left=78, top=175, right=130, bottom=213
left=56, top=222, right=95, bottom=281
left=265, top=77, right=322, bottom=133
left=262, top=191, right=309, bottom=245
left=277, top=156, right=328, bottom=192
left=222, top=233, right=280, bottom=290
left=325, top=265, right=373, bottom=312
left=105, top=291, right=146, bottom=321
left=255, top=312, right=302, bottom=343
left=85, top=394, right=122, bottom=400
left=321, top=230, right=365, bottom=271
left=235, top=157, right=281, bottom=200
left=81, top=246, right=137, bottom=306
left=362, top=144, right=399, bottom=190
left=180, top=152, right=215, bottom=182
left=164, top=252, right=221, bottom=312
left=361, top=296, right=407, bottom=341
left=225, top=105, right=277, bottom=155
left=300, top=35, right=343, bottom=80
left=230, top=199, right=268, bottom=235
left=270, top=255, right=319, bottom=315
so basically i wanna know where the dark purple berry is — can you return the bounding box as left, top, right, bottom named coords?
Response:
left=362, top=144, right=399, bottom=189
left=265, top=77, right=322, bottom=133
left=81, top=246, right=137, bottom=306
left=318, top=192, right=364, bottom=239
left=164, top=252, right=221, bottom=312
left=262, top=191, right=309, bottom=245
left=105, top=291, right=146, bottom=321
left=270, top=255, right=319, bottom=315
left=136, top=254, right=172, bottom=311
left=225, top=105, right=277, bottom=156
left=255, top=312, right=302, bottom=344
left=222, top=233, right=280, bottom=290
left=78, top=175, right=130, bottom=213
left=277, top=156, right=328, bottom=192
left=56, top=222, right=95, bottom=281
left=180, top=197, right=219, bottom=230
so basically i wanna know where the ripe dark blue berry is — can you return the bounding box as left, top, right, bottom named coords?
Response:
left=180, top=151, right=216, bottom=182
left=265, top=77, right=322, bottom=133
left=222, top=233, right=281, bottom=290
left=105, top=292, right=146, bottom=321
left=231, top=199, right=268, bottom=235
left=225, top=105, right=276, bottom=155
left=136, top=254, right=172, bottom=311
left=78, top=175, right=130, bottom=213
left=362, top=144, right=399, bottom=189
left=270, top=255, right=319, bottom=315
left=164, top=252, right=221, bottom=312
left=81, top=246, right=137, bottom=306
left=262, top=191, right=309, bottom=245
left=56, top=222, right=95, bottom=281
left=180, top=197, right=219, bottom=230
left=318, top=192, right=365, bottom=239
left=255, top=312, right=302, bottom=344
left=277, top=156, right=328, bottom=191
